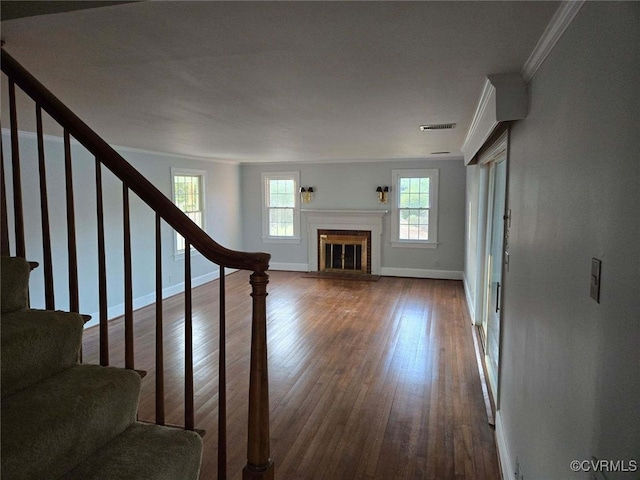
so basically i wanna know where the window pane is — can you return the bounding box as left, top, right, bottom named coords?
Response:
left=393, top=169, right=437, bottom=243
left=174, top=175, right=202, bottom=213
left=264, top=173, right=299, bottom=239
left=173, top=172, right=205, bottom=251
left=269, top=179, right=295, bottom=208
left=188, top=211, right=202, bottom=227
left=269, top=189, right=278, bottom=207
left=419, top=192, right=429, bottom=208
left=269, top=208, right=294, bottom=237
left=399, top=208, right=429, bottom=240
left=418, top=210, right=429, bottom=240
left=396, top=173, right=433, bottom=241
left=399, top=176, right=430, bottom=208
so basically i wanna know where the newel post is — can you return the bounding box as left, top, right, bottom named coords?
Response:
left=243, top=270, right=274, bottom=480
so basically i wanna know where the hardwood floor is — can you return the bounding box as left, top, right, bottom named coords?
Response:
left=82, top=271, right=500, bottom=480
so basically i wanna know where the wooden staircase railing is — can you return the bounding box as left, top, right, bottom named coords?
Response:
left=1, top=48, right=274, bottom=480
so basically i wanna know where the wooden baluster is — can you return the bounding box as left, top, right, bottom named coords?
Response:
left=8, top=79, right=25, bottom=258
left=0, top=134, right=10, bottom=256
left=218, top=265, right=227, bottom=479
left=155, top=213, right=165, bottom=425
left=36, top=106, right=55, bottom=309
left=243, top=270, right=274, bottom=480
left=64, top=130, right=79, bottom=313
left=184, top=240, right=194, bottom=431
left=96, top=158, right=109, bottom=366
left=123, top=184, right=134, bottom=370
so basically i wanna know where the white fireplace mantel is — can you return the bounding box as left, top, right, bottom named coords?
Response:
left=302, top=209, right=388, bottom=274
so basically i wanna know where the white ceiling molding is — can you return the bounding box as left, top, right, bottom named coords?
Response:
left=461, top=74, right=527, bottom=165
left=0, top=128, right=240, bottom=165
left=521, top=0, right=586, bottom=83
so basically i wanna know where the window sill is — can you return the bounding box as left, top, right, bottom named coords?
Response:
left=262, top=236, right=302, bottom=245
left=391, top=240, right=439, bottom=249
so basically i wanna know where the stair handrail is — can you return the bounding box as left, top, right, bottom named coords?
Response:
left=1, top=47, right=274, bottom=479
left=0, top=49, right=269, bottom=273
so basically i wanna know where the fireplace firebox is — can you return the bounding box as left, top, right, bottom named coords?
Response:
left=318, top=230, right=371, bottom=274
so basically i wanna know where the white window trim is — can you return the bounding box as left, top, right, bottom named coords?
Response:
left=261, top=171, right=301, bottom=244
left=391, top=168, right=439, bottom=249
left=171, top=167, right=206, bottom=258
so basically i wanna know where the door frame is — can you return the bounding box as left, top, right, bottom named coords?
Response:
left=474, top=129, right=508, bottom=407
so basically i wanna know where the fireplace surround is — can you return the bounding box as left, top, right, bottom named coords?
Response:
left=303, top=210, right=387, bottom=275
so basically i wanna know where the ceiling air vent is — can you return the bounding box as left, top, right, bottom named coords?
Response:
left=419, top=123, right=456, bottom=131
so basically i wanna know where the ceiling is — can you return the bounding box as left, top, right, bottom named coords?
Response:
left=1, top=1, right=559, bottom=164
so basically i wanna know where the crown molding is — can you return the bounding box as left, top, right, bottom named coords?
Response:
left=521, top=0, right=586, bottom=83
left=461, top=74, right=526, bottom=165
left=1, top=128, right=239, bottom=165
left=239, top=153, right=464, bottom=166
left=462, top=78, right=494, bottom=157
left=462, top=1, right=584, bottom=164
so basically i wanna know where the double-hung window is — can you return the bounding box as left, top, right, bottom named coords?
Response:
left=171, top=168, right=206, bottom=254
left=262, top=172, right=300, bottom=243
left=391, top=168, right=439, bottom=248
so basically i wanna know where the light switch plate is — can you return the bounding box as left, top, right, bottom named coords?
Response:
left=590, top=258, right=601, bottom=303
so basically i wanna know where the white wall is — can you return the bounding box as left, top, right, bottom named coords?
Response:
left=241, top=159, right=466, bottom=278
left=2, top=131, right=243, bottom=326
left=494, top=3, right=639, bottom=479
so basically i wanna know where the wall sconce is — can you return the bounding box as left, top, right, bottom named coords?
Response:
left=376, top=186, right=389, bottom=204
left=300, top=186, right=314, bottom=203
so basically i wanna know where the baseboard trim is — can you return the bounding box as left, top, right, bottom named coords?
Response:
left=274, top=264, right=463, bottom=279
left=495, top=411, right=512, bottom=480
left=379, top=267, right=463, bottom=280
left=84, top=268, right=237, bottom=328
left=269, top=262, right=309, bottom=272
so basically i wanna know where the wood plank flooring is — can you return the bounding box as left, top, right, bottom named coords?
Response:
left=81, top=271, right=500, bottom=480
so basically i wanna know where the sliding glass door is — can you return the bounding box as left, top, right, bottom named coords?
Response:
left=482, top=157, right=507, bottom=401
